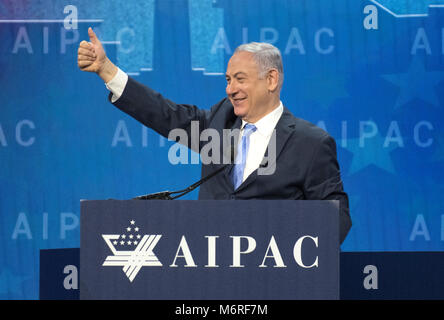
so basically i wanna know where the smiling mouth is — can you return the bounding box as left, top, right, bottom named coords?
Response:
left=232, top=97, right=246, bottom=104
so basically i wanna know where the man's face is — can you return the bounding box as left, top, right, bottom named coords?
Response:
left=225, top=51, right=270, bottom=122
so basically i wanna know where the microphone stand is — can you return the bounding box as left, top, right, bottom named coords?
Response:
left=132, top=164, right=229, bottom=200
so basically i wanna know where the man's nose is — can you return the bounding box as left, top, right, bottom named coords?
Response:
left=226, top=82, right=237, bottom=96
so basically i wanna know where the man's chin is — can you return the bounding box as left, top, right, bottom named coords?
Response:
left=233, top=107, right=246, bottom=119
left=232, top=103, right=247, bottom=117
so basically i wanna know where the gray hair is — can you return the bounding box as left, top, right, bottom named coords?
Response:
left=234, top=42, right=284, bottom=90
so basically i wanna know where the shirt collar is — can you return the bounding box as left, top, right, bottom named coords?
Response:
left=241, top=101, right=284, bottom=137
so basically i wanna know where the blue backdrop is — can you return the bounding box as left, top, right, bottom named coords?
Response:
left=1, top=0, right=444, bottom=299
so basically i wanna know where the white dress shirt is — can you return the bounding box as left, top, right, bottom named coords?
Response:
left=106, top=67, right=128, bottom=103
left=239, top=103, right=283, bottom=182
left=105, top=69, right=283, bottom=183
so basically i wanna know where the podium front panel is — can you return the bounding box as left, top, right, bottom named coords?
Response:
left=80, top=200, right=339, bottom=299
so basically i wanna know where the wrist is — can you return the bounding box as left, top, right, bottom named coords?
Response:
left=98, top=58, right=117, bottom=83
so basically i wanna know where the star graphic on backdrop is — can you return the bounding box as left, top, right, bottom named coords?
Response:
left=349, top=195, right=361, bottom=211
left=382, top=57, right=444, bottom=109
left=345, top=131, right=399, bottom=175
left=130, top=220, right=135, bottom=225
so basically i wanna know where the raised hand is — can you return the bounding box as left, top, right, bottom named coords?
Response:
left=77, top=27, right=117, bottom=83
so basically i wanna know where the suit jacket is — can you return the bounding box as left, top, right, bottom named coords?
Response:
left=111, top=77, right=352, bottom=244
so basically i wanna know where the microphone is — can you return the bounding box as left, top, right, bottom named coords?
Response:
left=133, top=145, right=235, bottom=200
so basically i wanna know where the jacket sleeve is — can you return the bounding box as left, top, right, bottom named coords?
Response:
left=303, top=134, right=352, bottom=244
left=110, top=76, right=212, bottom=153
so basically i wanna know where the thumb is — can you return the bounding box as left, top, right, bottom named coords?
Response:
left=88, top=27, right=100, bottom=44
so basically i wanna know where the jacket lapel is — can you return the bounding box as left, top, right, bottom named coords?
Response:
left=235, top=107, right=296, bottom=192
left=223, top=116, right=243, bottom=187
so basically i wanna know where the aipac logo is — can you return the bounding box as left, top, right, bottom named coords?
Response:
left=101, top=220, right=321, bottom=283
left=102, top=220, right=162, bottom=282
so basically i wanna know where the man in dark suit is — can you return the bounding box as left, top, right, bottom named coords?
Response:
left=77, top=28, right=352, bottom=244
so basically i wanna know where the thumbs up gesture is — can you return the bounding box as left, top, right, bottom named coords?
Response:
left=77, top=27, right=117, bottom=82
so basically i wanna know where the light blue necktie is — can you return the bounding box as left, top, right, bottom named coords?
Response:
left=232, top=123, right=257, bottom=190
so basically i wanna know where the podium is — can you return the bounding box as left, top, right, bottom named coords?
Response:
left=79, top=200, right=339, bottom=300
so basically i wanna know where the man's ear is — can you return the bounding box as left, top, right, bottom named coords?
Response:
left=267, top=69, right=279, bottom=92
